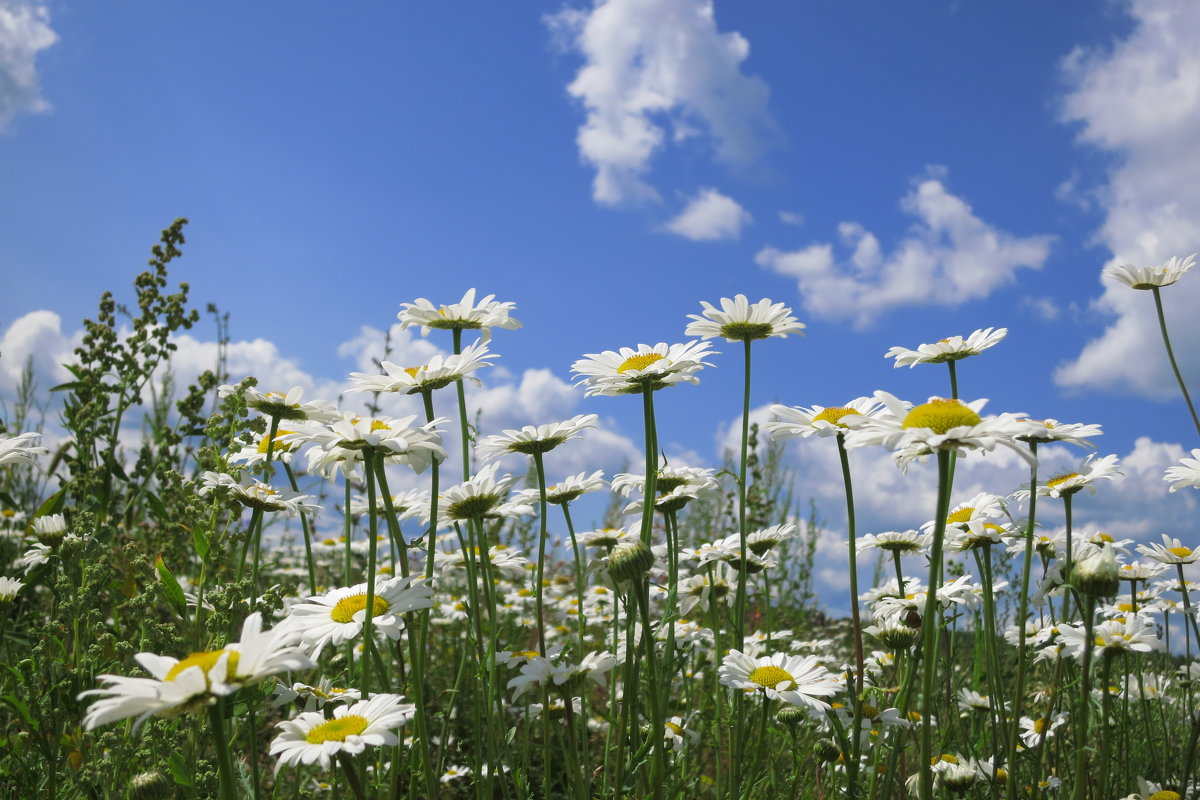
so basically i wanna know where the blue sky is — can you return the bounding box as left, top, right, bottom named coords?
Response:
left=3, top=0, right=1200, bottom=596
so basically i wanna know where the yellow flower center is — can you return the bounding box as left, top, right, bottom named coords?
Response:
left=165, top=649, right=240, bottom=683
left=1149, top=792, right=1181, bottom=800
left=1169, top=546, right=1194, bottom=558
left=617, top=353, right=666, bottom=373
left=1033, top=718, right=1049, bottom=733
left=1046, top=472, right=1079, bottom=489
left=330, top=594, right=391, bottom=624
left=404, top=366, right=423, bottom=378
left=946, top=507, right=975, bottom=524
left=934, top=754, right=959, bottom=765
left=256, top=430, right=296, bottom=454
left=901, top=399, right=981, bottom=434
left=812, top=407, right=861, bottom=427
left=748, top=665, right=793, bottom=690
left=305, top=715, right=370, bottom=744
left=2, top=509, right=14, bottom=518
left=665, top=721, right=684, bottom=735
left=512, top=650, right=540, bottom=660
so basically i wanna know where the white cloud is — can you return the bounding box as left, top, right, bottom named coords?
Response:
left=0, top=0, right=57, bottom=129
left=663, top=187, right=750, bottom=241
left=546, top=0, right=775, bottom=206
left=1019, top=295, right=1061, bottom=321
left=756, top=173, right=1053, bottom=328
left=1055, top=0, right=1200, bottom=397
left=0, top=310, right=75, bottom=393
left=778, top=210, right=805, bottom=226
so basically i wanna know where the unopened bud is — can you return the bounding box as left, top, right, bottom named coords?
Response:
left=1072, top=543, right=1119, bottom=598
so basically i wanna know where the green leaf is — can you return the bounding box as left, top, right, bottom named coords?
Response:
left=143, top=491, right=167, bottom=521
left=168, top=751, right=193, bottom=787
left=48, top=381, right=85, bottom=392
left=1, top=695, right=36, bottom=730
left=154, top=554, right=187, bottom=617
left=191, top=524, right=210, bottom=560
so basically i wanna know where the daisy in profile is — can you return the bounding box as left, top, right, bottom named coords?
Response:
left=398, top=288, right=521, bottom=340
left=1136, top=535, right=1200, bottom=565
left=0, top=576, right=24, bottom=604
left=476, top=414, right=598, bottom=461
left=718, top=650, right=841, bottom=712
left=285, top=413, right=445, bottom=479
left=885, top=328, right=1006, bottom=367
left=1165, top=449, right=1200, bottom=492
left=228, top=427, right=300, bottom=467
left=79, top=612, right=314, bottom=731
left=348, top=340, right=496, bottom=395
left=218, top=384, right=340, bottom=423
left=270, top=693, right=416, bottom=772
left=1105, top=253, right=1196, bottom=290
left=571, top=341, right=716, bottom=397
left=1014, top=418, right=1103, bottom=448
left=281, top=576, right=435, bottom=658
left=857, top=530, right=930, bottom=556
left=612, top=466, right=720, bottom=514
left=512, top=470, right=607, bottom=506
left=766, top=397, right=884, bottom=441
left=506, top=650, right=618, bottom=701
left=843, top=392, right=1036, bottom=469
left=684, top=295, right=805, bottom=342
left=1030, top=454, right=1122, bottom=499
left=0, top=432, right=46, bottom=467
left=199, top=472, right=320, bottom=516
left=438, top=462, right=533, bottom=525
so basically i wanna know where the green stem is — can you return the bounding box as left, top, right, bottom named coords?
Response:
left=532, top=450, right=550, bottom=655
left=734, top=338, right=752, bottom=649
left=918, top=450, right=954, bottom=800
left=283, top=462, right=319, bottom=592
left=836, top=433, right=865, bottom=800
left=362, top=449, right=380, bottom=699
left=1007, top=440, right=1038, bottom=800
left=1152, top=286, right=1200, bottom=437
left=947, top=360, right=959, bottom=399
left=452, top=328, right=473, bottom=481
left=1071, top=598, right=1097, bottom=800
left=207, top=701, right=237, bottom=800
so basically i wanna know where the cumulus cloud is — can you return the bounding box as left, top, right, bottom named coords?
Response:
left=0, top=310, right=75, bottom=393
left=1019, top=295, right=1061, bottom=321
left=756, top=173, right=1053, bottom=328
left=546, top=0, right=776, bottom=206
left=0, top=0, right=57, bottom=129
left=1055, top=0, right=1200, bottom=397
left=663, top=187, right=751, bottom=241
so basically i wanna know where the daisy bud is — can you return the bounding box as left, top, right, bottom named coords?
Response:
left=776, top=706, right=807, bottom=730
left=1071, top=543, right=1119, bottom=598
left=813, top=737, right=842, bottom=763
left=130, top=772, right=173, bottom=800
left=607, top=540, right=653, bottom=583
left=874, top=626, right=920, bottom=650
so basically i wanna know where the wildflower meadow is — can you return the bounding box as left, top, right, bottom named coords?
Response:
left=5, top=220, right=1200, bottom=800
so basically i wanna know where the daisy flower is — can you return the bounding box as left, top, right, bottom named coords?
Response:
left=285, top=413, right=445, bottom=479
left=663, top=716, right=700, bottom=753
left=228, top=427, right=300, bottom=467
left=0, top=576, right=24, bottom=604
left=1136, top=534, right=1200, bottom=565
left=31, top=513, right=69, bottom=546
left=1014, top=418, right=1102, bottom=448
left=577, top=526, right=634, bottom=550
left=281, top=576, right=435, bottom=659
left=1105, top=253, right=1196, bottom=290
left=398, top=288, right=521, bottom=340
left=884, top=328, right=1006, bottom=367
left=0, top=432, right=46, bottom=467
left=684, top=294, right=805, bottom=342
left=718, top=650, right=841, bottom=712
left=612, top=466, right=719, bottom=514
left=843, top=392, right=1036, bottom=469
left=439, top=462, right=531, bottom=524
left=571, top=341, right=716, bottom=397
left=513, top=470, right=606, bottom=506
left=15, top=543, right=51, bottom=574
left=218, top=384, right=339, bottom=423
left=1034, top=454, right=1122, bottom=499
left=348, top=340, right=496, bottom=395
left=476, top=414, right=598, bottom=461
left=507, top=651, right=618, bottom=701
left=270, top=693, right=416, bottom=773
left=857, top=530, right=930, bottom=555
left=766, top=397, right=885, bottom=440
left=1018, top=712, right=1068, bottom=748
left=1165, top=449, right=1200, bottom=492
left=80, top=612, right=314, bottom=731
left=678, top=562, right=735, bottom=617
left=199, top=472, right=320, bottom=517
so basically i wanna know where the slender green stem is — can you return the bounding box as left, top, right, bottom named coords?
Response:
left=283, top=462, right=319, bottom=592
left=947, top=360, right=959, bottom=399
left=1071, top=598, right=1098, bottom=800
left=532, top=450, right=550, bottom=655
left=836, top=433, right=865, bottom=800
left=1008, top=440, right=1038, bottom=800
left=1152, top=286, right=1200, bottom=437
left=207, top=701, right=237, bottom=800
left=452, top=328, right=473, bottom=481
left=734, top=338, right=752, bottom=649
left=337, top=752, right=369, bottom=800
left=561, top=503, right=588, bottom=658
left=362, top=449, right=380, bottom=699
left=918, top=450, right=955, bottom=800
